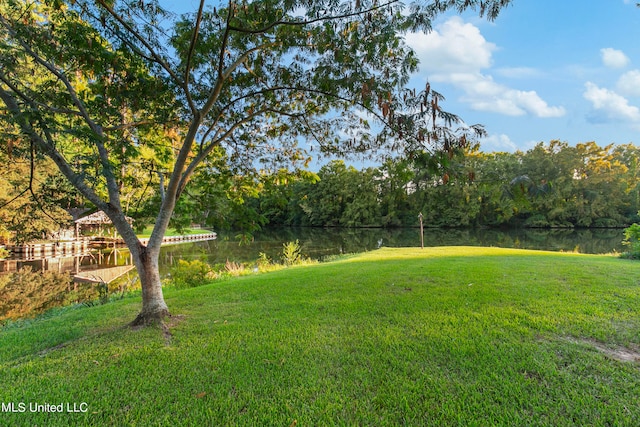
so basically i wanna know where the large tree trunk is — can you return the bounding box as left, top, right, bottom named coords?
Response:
left=129, top=244, right=169, bottom=326
left=111, top=207, right=170, bottom=326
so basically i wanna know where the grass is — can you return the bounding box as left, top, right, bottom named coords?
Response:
left=1, top=247, right=640, bottom=426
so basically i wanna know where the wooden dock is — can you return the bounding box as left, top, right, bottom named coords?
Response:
left=73, top=265, right=136, bottom=284
left=140, top=232, right=217, bottom=245
left=90, top=232, right=217, bottom=248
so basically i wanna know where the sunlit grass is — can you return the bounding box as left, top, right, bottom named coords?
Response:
left=1, top=247, right=640, bottom=426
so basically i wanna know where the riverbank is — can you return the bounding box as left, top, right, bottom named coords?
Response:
left=1, top=247, right=639, bottom=425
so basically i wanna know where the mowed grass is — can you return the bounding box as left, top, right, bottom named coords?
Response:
left=1, top=247, right=640, bottom=426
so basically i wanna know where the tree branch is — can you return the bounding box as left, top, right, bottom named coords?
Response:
left=227, top=0, right=400, bottom=35
left=102, top=119, right=178, bottom=132
left=0, top=85, right=107, bottom=212
left=183, top=0, right=206, bottom=115
left=0, top=14, right=136, bottom=212
left=94, top=0, right=184, bottom=87
left=179, top=107, right=277, bottom=193
left=190, top=0, right=236, bottom=123
left=0, top=15, right=102, bottom=137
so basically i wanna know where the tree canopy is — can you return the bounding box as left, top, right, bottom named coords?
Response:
left=0, top=0, right=513, bottom=323
left=217, top=141, right=636, bottom=230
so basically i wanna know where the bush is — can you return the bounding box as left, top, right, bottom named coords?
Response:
left=622, top=223, right=640, bottom=259
left=282, top=240, right=302, bottom=265
left=224, top=259, right=244, bottom=276
left=257, top=252, right=271, bottom=271
left=169, top=259, right=213, bottom=289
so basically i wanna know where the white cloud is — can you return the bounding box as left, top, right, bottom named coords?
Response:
left=600, top=48, right=630, bottom=69
left=446, top=73, right=566, bottom=117
left=406, top=17, right=495, bottom=74
left=495, top=67, right=543, bottom=79
left=480, top=134, right=517, bottom=152
left=480, top=134, right=537, bottom=153
left=617, top=70, right=640, bottom=97
left=583, top=82, right=640, bottom=122
left=406, top=17, right=565, bottom=118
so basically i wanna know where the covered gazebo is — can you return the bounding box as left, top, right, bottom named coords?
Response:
left=74, top=211, right=133, bottom=238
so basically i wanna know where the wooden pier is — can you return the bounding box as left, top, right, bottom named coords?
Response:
left=141, top=232, right=217, bottom=245
left=74, top=265, right=136, bottom=284
left=90, top=232, right=217, bottom=248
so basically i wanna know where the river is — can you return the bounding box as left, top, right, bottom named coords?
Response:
left=0, top=227, right=628, bottom=322
left=158, top=226, right=626, bottom=272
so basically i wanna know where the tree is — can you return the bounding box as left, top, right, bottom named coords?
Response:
left=299, top=161, right=351, bottom=226
left=465, top=151, right=520, bottom=226
left=614, top=144, right=640, bottom=222
left=376, top=158, right=415, bottom=227
left=0, top=0, right=512, bottom=324
left=0, top=129, right=77, bottom=243
left=0, top=159, right=74, bottom=244
left=296, top=161, right=380, bottom=227
left=257, top=168, right=319, bottom=226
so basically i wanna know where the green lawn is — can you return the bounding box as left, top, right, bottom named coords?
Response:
left=1, top=247, right=640, bottom=426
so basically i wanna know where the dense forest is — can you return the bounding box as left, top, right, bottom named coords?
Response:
left=174, top=140, right=640, bottom=233
left=2, top=139, right=639, bottom=244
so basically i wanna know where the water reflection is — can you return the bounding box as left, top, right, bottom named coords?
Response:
left=0, top=246, right=137, bottom=322
left=157, top=227, right=626, bottom=274
left=0, top=246, right=134, bottom=278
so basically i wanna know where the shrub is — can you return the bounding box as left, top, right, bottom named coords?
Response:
left=224, top=259, right=244, bottom=276
left=257, top=252, right=271, bottom=271
left=169, top=259, right=213, bottom=289
left=622, top=223, right=640, bottom=259
left=282, top=240, right=302, bottom=265
left=594, top=217, right=620, bottom=228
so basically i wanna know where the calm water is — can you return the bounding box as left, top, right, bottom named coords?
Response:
left=157, top=226, right=626, bottom=274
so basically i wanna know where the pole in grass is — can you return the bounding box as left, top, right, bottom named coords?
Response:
left=418, top=212, right=424, bottom=249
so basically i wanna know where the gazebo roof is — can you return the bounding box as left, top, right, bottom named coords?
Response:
left=74, top=211, right=133, bottom=225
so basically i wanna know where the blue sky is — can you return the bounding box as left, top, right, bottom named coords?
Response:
left=162, top=0, right=640, bottom=155
left=406, top=0, right=640, bottom=152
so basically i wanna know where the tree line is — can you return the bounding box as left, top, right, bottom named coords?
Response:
left=2, top=139, right=638, bottom=245
left=173, top=140, right=640, bottom=232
